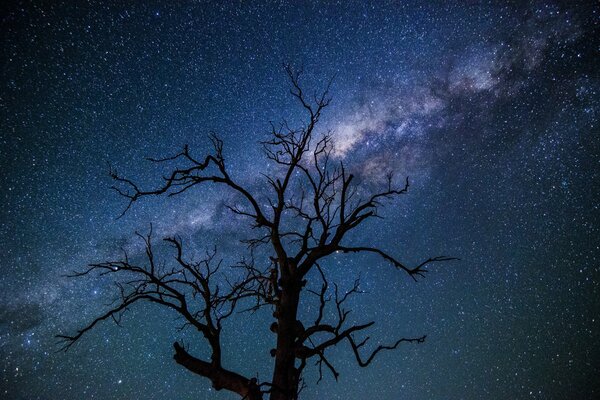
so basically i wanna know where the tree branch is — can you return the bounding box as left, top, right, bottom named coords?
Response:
left=336, top=246, right=459, bottom=280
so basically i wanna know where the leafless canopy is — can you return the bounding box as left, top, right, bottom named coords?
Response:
left=58, top=64, right=456, bottom=400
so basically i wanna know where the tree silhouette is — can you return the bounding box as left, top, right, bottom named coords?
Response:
left=58, top=65, right=456, bottom=400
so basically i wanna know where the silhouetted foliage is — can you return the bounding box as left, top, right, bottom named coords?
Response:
left=58, top=65, right=456, bottom=400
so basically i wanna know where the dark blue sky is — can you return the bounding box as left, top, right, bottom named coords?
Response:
left=1, top=1, right=599, bottom=399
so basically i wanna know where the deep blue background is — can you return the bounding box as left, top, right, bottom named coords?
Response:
left=1, top=1, right=598, bottom=399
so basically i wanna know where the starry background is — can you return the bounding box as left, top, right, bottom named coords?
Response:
left=1, top=1, right=599, bottom=399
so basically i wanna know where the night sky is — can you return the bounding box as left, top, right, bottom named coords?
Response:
left=1, top=1, right=599, bottom=399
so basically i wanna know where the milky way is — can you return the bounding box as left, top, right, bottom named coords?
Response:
left=1, top=1, right=599, bottom=399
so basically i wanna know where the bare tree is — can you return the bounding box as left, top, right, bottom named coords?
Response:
left=58, top=65, right=456, bottom=400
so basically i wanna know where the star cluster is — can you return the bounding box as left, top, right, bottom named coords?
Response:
left=1, top=1, right=598, bottom=399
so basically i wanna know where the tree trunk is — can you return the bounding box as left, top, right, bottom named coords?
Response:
left=270, top=260, right=302, bottom=400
